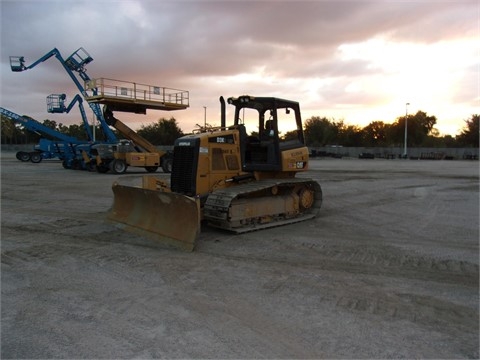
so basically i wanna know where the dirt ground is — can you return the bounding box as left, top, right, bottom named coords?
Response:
left=1, top=151, right=478, bottom=359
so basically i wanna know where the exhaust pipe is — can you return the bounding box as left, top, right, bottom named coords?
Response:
left=220, top=96, right=226, bottom=128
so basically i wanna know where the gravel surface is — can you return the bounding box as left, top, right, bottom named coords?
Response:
left=1, top=152, right=478, bottom=359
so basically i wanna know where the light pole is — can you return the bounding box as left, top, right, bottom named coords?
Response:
left=203, top=106, right=207, bottom=128
left=404, top=102, right=410, bottom=158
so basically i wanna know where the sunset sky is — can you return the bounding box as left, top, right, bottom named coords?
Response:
left=1, top=0, right=478, bottom=137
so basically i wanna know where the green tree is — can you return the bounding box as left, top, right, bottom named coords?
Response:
left=304, top=116, right=339, bottom=146
left=362, top=121, right=389, bottom=147
left=1, top=115, right=16, bottom=144
left=9, top=115, right=40, bottom=143
left=137, top=117, right=184, bottom=145
left=66, top=123, right=90, bottom=141
left=57, top=123, right=70, bottom=135
left=6, top=115, right=41, bottom=144
left=337, top=121, right=363, bottom=146
left=443, top=135, right=457, bottom=148
left=281, top=130, right=299, bottom=141
left=390, top=111, right=437, bottom=146
left=42, top=119, right=58, bottom=131
left=456, top=114, right=479, bottom=147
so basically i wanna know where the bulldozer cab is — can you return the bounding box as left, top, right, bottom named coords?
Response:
left=228, top=96, right=305, bottom=172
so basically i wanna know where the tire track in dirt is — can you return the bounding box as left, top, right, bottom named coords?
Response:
left=4, top=217, right=477, bottom=289
left=334, top=290, right=478, bottom=331
left=295, top=242, right=479, bottom=286
left=2, top=212, right=478, bottom=358
left=195, top=241, right=478, bottom=355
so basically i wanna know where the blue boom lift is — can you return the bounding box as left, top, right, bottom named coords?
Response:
left=9, top=47, right=190, bottom=173
left=1, top=93, right=95, bottom=166
left=47, top=93, right=94, bottom=142
left=0, top=106, right=94, bottom=169
left=9, top=47, right=117, bottom=145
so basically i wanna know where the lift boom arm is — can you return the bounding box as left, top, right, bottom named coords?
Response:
left=1, top=106, right=80, bottom=143
left=47, top=94, right=94, bottom=141
left=103, top=107, right=159, bottom=153
left=10, top=47, right=117, bottom=143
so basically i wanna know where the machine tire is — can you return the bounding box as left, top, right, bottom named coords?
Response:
left=17, top=151, right=30, bottom=162
left=111, top=159, right=127, bottom=174
left=96, top=164, right=110, bottom=173
left=161, top=157, right=173, bottom=173
left=30, top=152, right=42, bottom=163
left=72, top=159, right=82, bottom=170
left=145, top=166, right=158, bottom=173
left=86, top=161, right=96, bottom=172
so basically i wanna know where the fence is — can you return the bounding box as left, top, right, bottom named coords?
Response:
left=2, top=144, right=478, bottom=160
left=309, top=146, right=478, bottom=160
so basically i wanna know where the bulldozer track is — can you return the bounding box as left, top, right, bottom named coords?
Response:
left=204, top=178, right=322, bottom=233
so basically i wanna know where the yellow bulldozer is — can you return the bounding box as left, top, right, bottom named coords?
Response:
left=108, top=95, right=322, bottom=250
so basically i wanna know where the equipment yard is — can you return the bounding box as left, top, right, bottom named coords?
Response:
left=1, top=152, right=478, bottom=359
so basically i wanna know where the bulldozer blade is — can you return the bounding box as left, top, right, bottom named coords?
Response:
left=108, top=183, right=200, bottom=251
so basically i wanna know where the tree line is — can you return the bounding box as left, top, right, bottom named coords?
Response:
left=0, top=115, right=184, bottom=146
left=1, top=111, right=478, bottom=148
left=301, top=112, right=478, bottom=148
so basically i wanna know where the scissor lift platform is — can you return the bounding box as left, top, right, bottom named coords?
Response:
left=84, top=78, right=189, bottom=114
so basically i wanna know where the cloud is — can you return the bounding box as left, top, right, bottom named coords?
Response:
left=1, top=0, right=478, bottom=136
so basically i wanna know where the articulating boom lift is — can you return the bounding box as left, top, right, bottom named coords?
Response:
left=11, top=47, right=190, bottom=173
left=0, top=106, right=92, bottom=167
left=47, top=93, right=94, bottom=142
left=10, top=47, right=117, bottom=144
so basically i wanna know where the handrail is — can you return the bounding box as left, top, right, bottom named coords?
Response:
left=85, top=77, right=189, bottom=107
